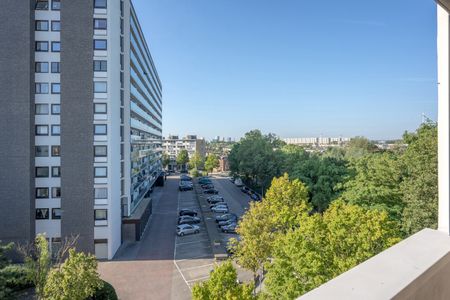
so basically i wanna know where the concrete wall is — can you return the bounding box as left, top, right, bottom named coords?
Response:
left=0, top=0, right=35, bottom=244
left=60, top=0, right=94, bottom=254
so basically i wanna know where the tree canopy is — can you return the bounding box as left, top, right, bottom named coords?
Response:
left=176, top=150, right=189, bottom=166
left=204, top=154, right=219, bottom=173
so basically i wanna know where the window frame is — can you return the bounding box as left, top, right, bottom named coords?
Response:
left=51, top=41, right=61, bottom=52
left=35, top=62, right=49, bottom=73
left=94, top=18, right=107, bottom=30
left=36, top=208, right=50, bottom=220
left=35, top=146, right=49, bottom=157
left=94, top=167, right=108, bottom=178
left=94, top=209, right=108, bottom=220
left=94, top=103, right=107, bottom=114
left=35, top=125, right=49, bottom=136
left=51, top=0, right=60, bottom=10
left=51, top=145, right=61, bottom=157
left=51, top=187, right=61, bottom=198
left=35, top=167, right=50, bottom=178
left=52, top=208, right=62, bottom=219
left=51, top=104, right=60, bottom=115
left=94, top=82, right=107, bottom=93
left=51, top=20, right=61, bottom=32
left=93, top=60, right=107, bottom=72
left=51, top=83, right=61, bottom=94
left=35, top=41, right=49, bottom=52
left=94, top=145, right=107, bottom=157
left=94, top=188, right=108, bottom=199
left=93, top=39, right=107, bottom=50
left=35, top=20, right=49, bottom=31
left=51, top=166, right=61, bottom=178
left=36, top=188, right=49, bottom=199
left=35, top=0, right=49, bottom=10
left=51, top=125, right=60, bottom=136
left=35, top=104, right=49, bottom=115
left=51, top=62, right=60, bottom=73
left=94, top=124, right=107, bottom=135
left=35, top=83, right=49, bottom=94
left=94, top=0, right=107, bottom=9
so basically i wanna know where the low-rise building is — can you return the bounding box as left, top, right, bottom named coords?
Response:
left=162, top=135, right=206, bottom=170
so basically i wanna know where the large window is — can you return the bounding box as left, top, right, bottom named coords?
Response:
left=51, top=0, right=60, bottom=10
left=94, top=60, right=107, bottom=72
left=51, top=145, right=60, bottom=157
left=94, top=103, right=107, bottom=114
left=35, top=20, right=49, bottom=31
left=94, top=0, right=107, bottom=9
left=35, top=0, right=49, bottom=10
left=94, top=145, right=107, bottom=157
left=51, top=62, right=60, bottom=73
left=94, top=124, right=107, bottom=135
left=94, top=209, right=108, bottom=220
left=36, top=125, right=49, bottom=136
left=94, top=188, right=108, bottom=199
left=36, top=167, right=49, bottom=178
left=35, top=104, right=49, bottom=115
left=51, top=21, right=61, bottom=32
left=51, top=42, right=61, bottom=52
left=51, top=125, right=60, bottom=136
left=51, top=104, right=60, bottom=115
left=94, top=39, right=107, bottom=50
left=36, top=62, right=49, bottom=73
left=52, top=208, right=62, bottom=219
left=94, top=167, right=107, bottom=177
left=35, top=41, right=49, bottom=52
left=51, top=166, right=61, bottom=178
left=51, top=83, right=61, bottom=94
left=36, top=208, right=49, bottom=220
left=35, top=83, right=49, bottom=94
left=36, top=188, right=49, bottom=199
left=52, top=187, right=61, bottom=198
left=35, top=146, right=49, bottom=157
left=94, top=19, right=107, bottom=30
left=94, top=82, right=107, bottom=93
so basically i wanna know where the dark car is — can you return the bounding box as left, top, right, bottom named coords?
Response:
left=215, top=213, right=237, bottom=223
left=250, top=193, right=261, bottom=201
left=204, top=189, right=219, bottom=195
left=199, top=180, right=212, bottom=185
left=222, top=223, right=237, bottom=233
left=179, top=183, right=193, bottom=191
left=178, top=216, right=201, bottom=225
left=208, top=197, right=225, bottom=204
left=179, top=209, right=198, bottom=217
left=180, top=175, right=192, bottom=181
left=201, top=184, right=214, bottom=189
left=218, top=218, right=236, bottom=228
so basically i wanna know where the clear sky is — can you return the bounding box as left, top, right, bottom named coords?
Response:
left=133, top=0, right=438, bottom=140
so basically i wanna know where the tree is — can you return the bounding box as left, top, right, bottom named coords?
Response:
left=192, top=261, right=254, bottom=300
left=263, top=200, right=401, bottom=299
left=401, top=123, right=438, bottom=235
left=190, top=152, right=204, bottom=170
left=204, top=154, right=219, bottom=173
left=24, top=234, right=51, bottom=299
left=345, top=136, right=377, bottom=159
left=161, top=153, right=171, bottom=169
left=44, top=249, right=103, bottom=300
left=176, top=150, right=189, bottom=170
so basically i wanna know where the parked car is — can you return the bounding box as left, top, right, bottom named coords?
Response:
left=234, top=178, right=243, bottom=187
left=204, top=189, right=219, bottom=194
left=176, top=224, right=200, bottom=236
left=201, top=184, right=214, bottom=189
left=250, top=193, right=261, bottom=201
left=199, top=179, right=212, bottom=185
left=207, top=195, right=224, bottom=203
left=208, top=197, right=225, bottom=204
left=179, top=182, right=193, bottom=191
left=180, top=175, right=192, bottom=181
left=218, top=218, right=236, bottom=228
left=178, top=216, right=201, bottom=225
left=215, top=213, right=238, bottom=223
left=241, top=186, right=251, bottom=194
left=211, top=205, right=229, bottom=213
left=210, top=202, right=228, bottom=209
left=179, top=209, right=198, bottom=217
left=221, top=223, right=237, bottom=234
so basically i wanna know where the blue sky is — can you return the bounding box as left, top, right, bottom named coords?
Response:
left=133, top=0, right=438, bottom=140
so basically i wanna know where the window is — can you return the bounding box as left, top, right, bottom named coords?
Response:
left=51, top=166, right=61, bottom=177
left=51, top=21, right=61, bottom=32
left=36, top=125, right=49, bottom=136
left=94, top=103, right=107, bottom=114
left=94, top=167, right=107, bottom=177
left=51, top=125, right=60, bottom=136
left=94, top=19, right=107, bottom=30
left=93, top=60, right=107, bottom=72
left=35, top=0, right=49, bottom=10
left=36, top=188, right=49, bottom=199
left=36, top=167, right=49, bottom=178
left=36, top=208, right=49, bottom=220
left=35, top=104, right=49, bottom=115
left=51, top=83, right=61, bottom=94
left=51, top=104, right=60, bottom=115
left=35, top=41, right=49, bottom=52
left=52, top=208, right=62, bottom=219
left=35, top=62, right=49, bottom=73
left=94, top=124, right=107, bottom=135
left=94, top=145, right=107, bottom=157
left=94, top=39, right=107, bottom=50
left=94, top=82, right=107, bottom=93
left=94, top=188, right=108, bottom=199
left=51, top=42, right=61, bottom=52
left=94, top=0, right=107, bottom=9
left=51, top=62, right=60, bottom=73
left=35, top=20, right=49, bottom=31
left=35, top=83, right=49, bottom=94
left=94, top=209, right=108, bottom=220
left=52, top=187, right=61, bottom=198
left=51, top=0, right=60, bottom=10
left=35, top=146, right=49, bottom=157
left=51, top=145, right=60, bottom=157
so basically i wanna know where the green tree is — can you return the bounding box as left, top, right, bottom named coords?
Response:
left=176, top=150, right=189, bottom=170
left=44, top=249, right=103, bottom=300
left=24, top=234, right=51, bottom=299
left=190, top=152, right=204, bottom=170
left=263, top=200, right=401, bottom=299
left=345, top=136, right=377, bottom=159
left=401, top=123, right=438, bottom=235
left=204, top=154, right=219, bottom=173
left=192, top=261, right=254, bottom=300
left=161, top=153, right=171, bottom=169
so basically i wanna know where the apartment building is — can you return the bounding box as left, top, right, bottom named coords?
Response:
left=162, top=135, right=206, bottom=170
left=0, top=0, right=163, bottom=260
left=283, top=136, right=350, bottom=147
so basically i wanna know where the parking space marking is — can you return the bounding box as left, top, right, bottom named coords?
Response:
left=175, top=253, right=213, bottom=262
left=180, top=263, right=215, bottom=272
left=173, top=260, right=191, bottom=291
left=175, top=239, right=210, bottom=246
left=186, top=275, right=211, bottom=283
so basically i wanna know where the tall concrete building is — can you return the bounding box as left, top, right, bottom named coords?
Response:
left=0, top=0, right=163, bottom=259
left=162, top=135, right=206, bottom=171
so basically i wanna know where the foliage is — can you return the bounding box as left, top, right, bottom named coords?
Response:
left=190, top=152, right=205, bottom=170
left=344, top=136, right=378, bottom=159
left=162, top=153, right=171, bottom=168
left=24, top=234, right=51, bottom=299
left=263, top=200, right=401, bottom=299
left=176, top=150, right=189, bottom=167
left=190, top=168, right=201, bottom=178
left=204, top=154, right=219, bottom=173
left=44, top=249, right=103, bottom=300
left=91, top=280, right=118, bottom=300
left=401, top=124, right=438, bottom=235
left=0, top=265, right=33, bottom=299
left=192, top=261, right=255, bottom=300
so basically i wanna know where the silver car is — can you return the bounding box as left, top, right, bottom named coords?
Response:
left=211, top=205, right=229, bottom=213
left=176, top=224, right=200, bottom=236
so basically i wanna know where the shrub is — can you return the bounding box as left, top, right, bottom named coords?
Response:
left=91, top=280, right=118, bottom=300
left=0, top=265, right=33, bottom=299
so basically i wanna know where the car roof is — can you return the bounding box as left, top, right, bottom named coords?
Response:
left=177, top=224, right=192, bottom=229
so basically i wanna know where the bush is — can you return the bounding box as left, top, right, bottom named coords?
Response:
left=91, top=280, right=118, bottom=300
left=190, top=168, right=200, bottom=178
left=0, top=265, right=33, bottom=299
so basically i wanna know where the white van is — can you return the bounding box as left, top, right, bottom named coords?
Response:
left=234, top=178, right=243, bottom=187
